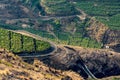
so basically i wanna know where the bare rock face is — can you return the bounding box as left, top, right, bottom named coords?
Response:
left=101, top=29, right=120, bottom=52
left=41, top=46, right=120, bottom=79
left=38, top=46, right=80, bottom=70
left=77, top=49, right=120, bottom=78
left=103, top=29, right=120, bottom=45
left=1, top=42, right=120, bottom=79
left=0, top=48, right=83, bottom=80
left=111, top=44, right=120, bottom=52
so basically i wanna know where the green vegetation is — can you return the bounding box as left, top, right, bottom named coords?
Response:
left=96, top=14, right=120, bottom=30
left=40, top=0, right=78, bottom=16
left=112, top=78, right=120, bottom=80
left=28, top=18, right=102, bottom=48
left=11, top=32, right=22, bottom=53
left=0, top=23, right=23, bottom=30
left=75, top=0, right=120, bottom=30
left=0, top=18, right=102, bottom=49
left=0, top=29, right=9, bottom=49
left=21, top=0, right=78, bottom=16
left=22, top=0, right=40, bottom=8
left=0, top=28, right=51, bottom=53
left=0, top=0, right=105, bottom=49
left=23, top=36, right=34, bottom=52
left=36, top=40, right=50, bottom=51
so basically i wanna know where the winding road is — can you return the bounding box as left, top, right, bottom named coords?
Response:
left=9, top=30, right=57, bottom=57
left=0, top=0, right=98, bottom=79
left=9, top=30, right=97, bottom=79
left=7, top=4, right=97, bottom=78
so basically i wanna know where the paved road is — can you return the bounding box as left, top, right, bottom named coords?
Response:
left=10, top=30, right=97, bottom=79
left=9, top=30, right=57, bottom=57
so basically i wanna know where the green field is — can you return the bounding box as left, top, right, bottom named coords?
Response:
left=0, top=17, right=102, bottom=49
left=1, top=0, right=108, bottom=49
left=0, top=28, right=51, bottom=53
left=40, top=0, right=78, bottom=16
left=21, top=0, right=78, bottom=16
left=21, top=0, right=120, bottom=29
left=75, top=0, right=120, bottom=30
left=27, top=18, right=102, bottom=48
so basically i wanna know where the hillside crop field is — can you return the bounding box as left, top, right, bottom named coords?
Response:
left=0, top=0, right=120, bottom=79
left=0, top=0, right=119, bottom=49
left=40, top=0, right=78, bottom=16
left=75, top=0, right=120, bottom=30
left=22, top=0, right=120, bottom=30
left=0, top=28, right=51, bottom=53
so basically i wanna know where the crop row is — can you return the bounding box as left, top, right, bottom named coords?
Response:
left=75, top=0, right=120, bottom=30
left=0, top=28, right=51, bottom=53
left=40, top=0, right=78, bottom=16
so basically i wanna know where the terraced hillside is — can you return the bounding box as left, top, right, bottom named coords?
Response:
left=75, top=0, right=120, bottom=30
left=22, top=0, right=79, bottom=16
left=21, top=0, right=120, bottom=30
left=0, top=0, right=120, bottom=79
left=40, top=0, right=78, bottom=16
left=0, top=0, right=102, bottom=49
left=0, top=0, right=120, bottom=49
left=0, top=28, right=51, bottom=53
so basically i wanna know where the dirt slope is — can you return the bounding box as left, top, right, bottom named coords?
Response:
left=0, top=48, right=83, bottom=80
left=38, top=45, right=120, bottom=79
left=87, top=18, right=120, bottom=51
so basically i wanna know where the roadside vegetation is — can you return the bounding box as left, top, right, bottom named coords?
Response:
left=25, top=18, right=102, bottom=48
left=0, top=18, right=102, bottom=49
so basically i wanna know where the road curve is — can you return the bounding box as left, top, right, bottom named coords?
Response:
left=9, top=30, right=57, bottom=57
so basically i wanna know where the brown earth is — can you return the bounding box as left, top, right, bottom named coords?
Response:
left=1, top=43, right=120, bottom=80
left=39, top=45, right=120, bottom=79
left=87, top=18, right=120, bottom=52
left=86, top=18, right=109, bottom=42
left=0, top=48, right=83, bottom=80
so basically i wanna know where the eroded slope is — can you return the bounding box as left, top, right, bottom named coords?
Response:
left=0, top=48, right=83, bottom=80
